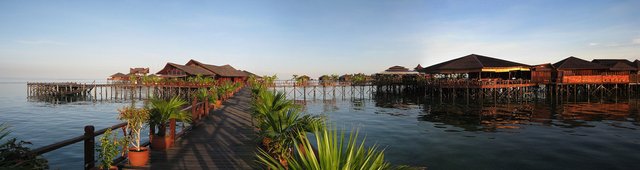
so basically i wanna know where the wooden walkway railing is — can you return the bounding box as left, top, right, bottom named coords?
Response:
left=30, top=98, right=211, bottom=170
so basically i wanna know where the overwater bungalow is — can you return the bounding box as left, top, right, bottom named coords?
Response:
left=592, top=59, right=639, bottom=83
left=129, top=67, right=149, bottom=76
left=419, top=54, right=531, bottom=80
left=318, top=75, right=338, bottom=86
left=108, top=72, right=129, bottom=81
left=375, top=66, right=421, bottom=85
left=156, top=62, right=215, bottom=79
left=155, top=60, right=249, bottom=83
left=185, top=59, right=249, bottom=82
left=553, top=56, right=632, bottom=84
left=295, top=75, right=311, bottom=86
left=339, top=74, right=352, bottom=82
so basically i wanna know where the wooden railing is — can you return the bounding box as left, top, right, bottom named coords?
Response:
left=272, top=80, right=371, bottom=87
left=426, top=79, right=535, bottom=88
left=560, top=75, right=630, bottom=84
left=30, top=99, right=210, bottom=170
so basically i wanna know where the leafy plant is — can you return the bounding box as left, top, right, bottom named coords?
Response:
left=97, top=128, right=124, bottom=170
left=0, top=123, right=49, bottom=169
left=147, top=97, right=190, bottom=137
left=352, top=73, right=368, bottom=85
left=195, top=88, right=209, bottom=102
left=118, top=106, right=150, bottom=151
left=257, top=128, right=410, bottom=170
left=208, top=87, right=218, bottom=102
left=252, top=90, right=324, bottom=166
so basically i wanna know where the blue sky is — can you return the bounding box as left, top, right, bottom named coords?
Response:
left=1, top=0, right=639, bottom=80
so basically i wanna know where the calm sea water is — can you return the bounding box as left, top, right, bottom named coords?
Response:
left=0, top=82, right=147, bottom=169
left=3, top=82, right=640, bottom=170
left=287, top=87, right=640, bottom=170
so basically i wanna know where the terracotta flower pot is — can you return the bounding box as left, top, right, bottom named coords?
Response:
left=151, top=135, right=174, bottom=150
left=215, top=100, right=222, bottom=108
left=128, top=147, right=149, bottom=166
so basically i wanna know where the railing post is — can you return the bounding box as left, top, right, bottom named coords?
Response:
left=204, top=98, right=209, bottom=116
left=192, top=97, right=197, bottom=123
left=84, top=125, right=95, bottom=170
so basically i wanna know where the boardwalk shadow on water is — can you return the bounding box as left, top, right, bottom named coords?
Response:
left=149, top=89, right=258, bottom=170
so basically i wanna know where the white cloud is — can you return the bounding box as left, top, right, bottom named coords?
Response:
left=16, top=40, right=67, bottom=45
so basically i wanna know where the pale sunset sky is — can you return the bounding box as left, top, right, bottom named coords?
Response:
left=1, top=0, right=639, bottom=80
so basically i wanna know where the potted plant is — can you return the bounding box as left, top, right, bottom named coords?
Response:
left=148, top=97, right=190, bottom=150
left=118, top=106, right=150, bottom=166
left=96, top=128, right=124, bottom=170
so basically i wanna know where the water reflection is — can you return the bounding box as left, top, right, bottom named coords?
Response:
left=370, top=91, right=640, bottom=132
left=298, top=88, right=640, bottom=169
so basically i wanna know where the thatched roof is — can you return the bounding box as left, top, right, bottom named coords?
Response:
left=421, top=54, right=530, bottom=73
left=553, top=57, right=608, bottom=70
left=592, top=59, right=637, bottom=71
left=186, top=60, right=247, bottom=77
left=385, top=66, right=410, bottom=72
left=110, top=72, right=127, bottom=78
left=242, top=70, right=259, bottom=78
left=129, top=68, right=149, bottom=74
left=609, top=62, right=637, bottom=71
left=156, top=63, right=215, bottom=76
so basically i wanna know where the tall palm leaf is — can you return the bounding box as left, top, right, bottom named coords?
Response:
left=257, top=128, right=394, bottom=170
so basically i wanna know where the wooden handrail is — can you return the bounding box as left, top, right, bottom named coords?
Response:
left=31, top=122, right=127, bottom=155
left=30, top=101, right=206, bottom=170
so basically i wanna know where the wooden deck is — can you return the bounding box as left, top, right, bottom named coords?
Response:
left=147, top=89, right=257, bottom=170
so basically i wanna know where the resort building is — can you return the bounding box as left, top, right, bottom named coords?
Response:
left=129, top=68, right=149, bottom=76
left=108, top=67, right=150, bottom=81
left=155, top=60, right=249, bottom=83
left=552, top=56, right=632, bottom=84
left=418, top=54, right=531, bottom=80
left=185, top=59, right=249, bottom=82
left=374, top=65, right=422, bottom=85
left=108, top=72, right=129, bottom=81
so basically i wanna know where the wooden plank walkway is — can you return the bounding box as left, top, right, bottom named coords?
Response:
left=148, top=89, right=257, bottom=170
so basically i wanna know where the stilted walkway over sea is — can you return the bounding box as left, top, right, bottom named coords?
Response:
left=147, top=89, right=256, bottom=170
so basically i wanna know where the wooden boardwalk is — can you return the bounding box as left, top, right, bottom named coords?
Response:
left=148, top=89, right=257, bottom=170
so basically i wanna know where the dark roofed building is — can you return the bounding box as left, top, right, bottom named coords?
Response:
left=108, top=72, right=129, bottom=81
left=185, top=59, right=248, bottom=82
left=420, top=54, right=531, bottom=80
left=553, top=56, right=632, bottom=84
left=130, top=68, right=149, bottom=76
left=553, top=57, right=608, bottom=70
left=592, top=59, right=637, bottom=71
left=386, top=66, right=410, bottom=72
left=379, top=66, right=419, bottom=75
left=421, top=54, right=530, bottom=74
left=156, top=63, right=215, bottom=78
